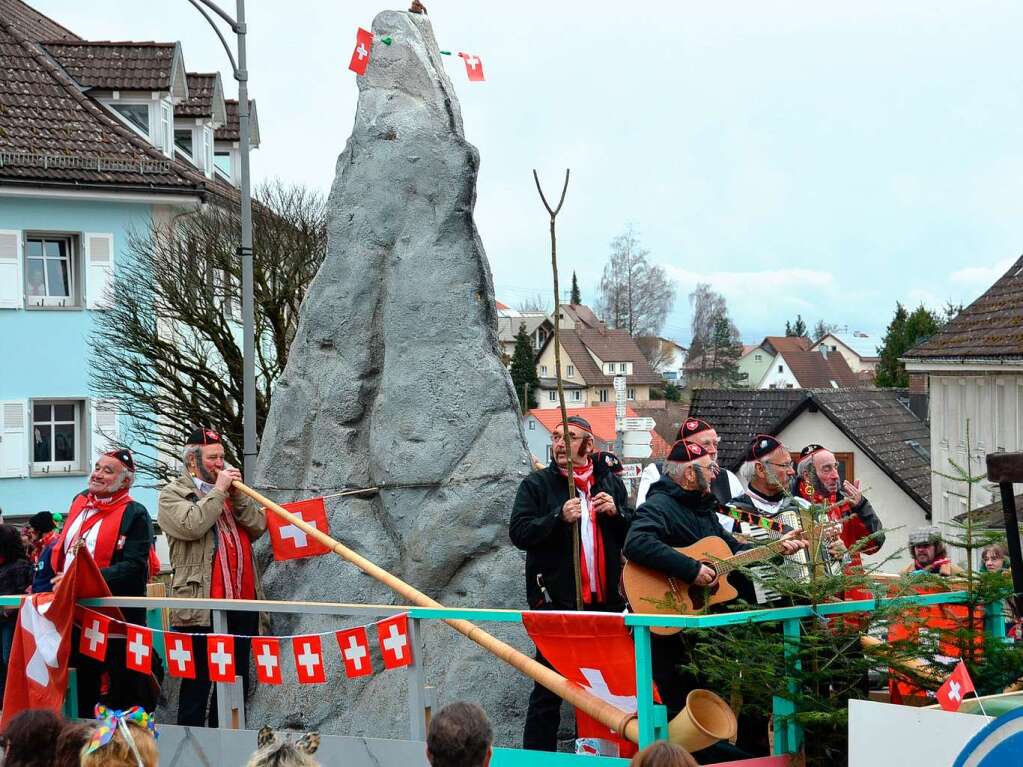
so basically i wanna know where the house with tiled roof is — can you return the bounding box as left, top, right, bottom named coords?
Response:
left=0, top=0, right=259, bottom=515
left=903, top=255, right=1023, bottom=532
left=495, top=301, right=551, bottom=365
left=533, top=304, right=663, bottom=409
left=756, top=347, right=862, bottom=390
left=689, top=387, right=932, bottom=571
left=523, top=405, right=671, bottom=466
left=812, top=330, right=879, bottom=384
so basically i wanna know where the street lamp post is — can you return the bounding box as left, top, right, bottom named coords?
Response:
left=186, top=0, right=257, bottom=479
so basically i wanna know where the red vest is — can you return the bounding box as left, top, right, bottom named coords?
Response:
left=52, top=490, right=133, bottom=572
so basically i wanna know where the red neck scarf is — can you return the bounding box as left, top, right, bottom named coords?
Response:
left=562, top=458, right=606, bottom=604
left=52, top=489, right=133, bottom=572
left=207, top=496, right=256, bottom=601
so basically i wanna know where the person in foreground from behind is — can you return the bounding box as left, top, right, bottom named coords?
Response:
left=158, top=427, right=268, bottom=727
left=55, top=721, right=97, bottom=767
left=79, top=706, right=159, bottom=767
left=0, top=708, right=65, bottom=767
left=629, top=742, right=699, bottom=767
left=427, top=702, right=494, bottom=767
left=0, top=524, right=34, bottom=706
left=245, top=726, right=321, bottom=767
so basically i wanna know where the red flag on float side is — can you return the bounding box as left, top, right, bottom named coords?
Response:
left=458, top=52, right=485, bottom=81
left=349, top=27, right=374, bottom=75
left=207, top=634, right=236, bottom=683
left=336, top=627, right=373, bottom=678
left=377, top=614, right=413, bottom=669
left=78, top=612, right=110, bottom=662
left=125, top=625, right=154, bottom=674
left=266, top=497, right=331, bottom=561
left=937, top=660, right=976, bottom=712
left=523, top=612, right=650, bottom=759
left=293, top=635, right=327, bottom=684
left=2, top=549, right=121, bottom=728
left=165, top=632, right=197, bottom=679
left=252, top=638, right=283, bottom=685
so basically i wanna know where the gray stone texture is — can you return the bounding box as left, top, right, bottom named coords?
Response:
left=248, top=10, right=544, bottom=747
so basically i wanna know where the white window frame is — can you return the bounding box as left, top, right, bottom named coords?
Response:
left=571, top=390, right=582, bottom=402
left=599, top=388, right=608, bottom=403
left=566, top=365, right=574, bottom=377
left=528, top=420, right=535, bottom=431
left=23, top=233, right=80, bottom=308
left=174, top=127, right=195, bottom=161
left=627, top=388, right=636, bottom=400
left=619, top=362, right=627, bottom=373
left=548, top=390, right=557, bottom=402
left=540, top=365, right=548, bottom=376
left=105, top=99, right=153, bottom=141
left=30, top=398, right=85, bottom=475
left=203, top=126, right=215, bottom=176
left=160, top=101, right=173, bottom=156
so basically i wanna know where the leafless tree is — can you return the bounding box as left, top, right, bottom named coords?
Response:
left=686, top=283, right=740, bottom=380
left=89, top=181, right=327, bottom=481
left=635, top=335, right=679, bottom=371
left=596, top=225, right=676, bottom=336
left=515, top=293, right=552, bottom=314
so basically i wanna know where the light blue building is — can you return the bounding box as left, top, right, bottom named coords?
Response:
left=0, top=0, right=258, bottom=519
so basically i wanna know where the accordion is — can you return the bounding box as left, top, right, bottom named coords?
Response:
left=738, top=504, right=844, bottom=605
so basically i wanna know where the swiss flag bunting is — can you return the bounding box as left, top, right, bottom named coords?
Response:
left=936, top=660, right=976, bottom=712
left=267, top=498, right=331, bottom=561
left=79, top=613, right=110, bottom=662
left=252, top=638, right=283, bottom=685
left=293, top=635, right=327, bottom=684
left=125, top=625, right=154, bottom=675
left=349, top=27, right=373, bottom=75
left=336, top=627, right=373, bottom=678
left=377, top=614, right=413, bottom=669
left=207, top=634, right=236, bottom=683
left=458, top=52, right=485, bottom=81
left=165, top=632, right=197, bottom=679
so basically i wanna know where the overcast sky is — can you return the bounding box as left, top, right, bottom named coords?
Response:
left=37, top=1, right=1023, bottom=346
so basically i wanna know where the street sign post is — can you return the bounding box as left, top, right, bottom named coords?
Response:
left=623, top=430, right=654, bottom=445
left=622, top=444, right=653, bottom=459
left=619, top=463, right=643, bottom=480
left=620, top=417, right=655, bottom=432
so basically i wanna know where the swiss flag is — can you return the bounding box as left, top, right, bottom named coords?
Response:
left=207, top=634, right=236, bottom=683
left=348, top=27, right=373, bottom=75
left=165, top=632, right=197, bottom=679
left=125, top=626, right=153, bottom=674
left=936, top=660, right=976, bottom=712
left=266, top=497, right=331, bottom=561
left=336, top=627, right=373, bottom=678
left=293, top=635, right=327, bottom=684
left=523, top=612, right=650, bottom=758
left=458, top=52, right=485, bottom=82
left=2, top=549, right=123, bottom=728
left=78, top=612, right=110, bottom=662
left=377, top=614, right=413, bottom=669
left=252, top=638, right=282, bottom=685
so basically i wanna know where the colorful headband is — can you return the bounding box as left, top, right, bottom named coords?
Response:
left=87, top=705, right=157, bottom=762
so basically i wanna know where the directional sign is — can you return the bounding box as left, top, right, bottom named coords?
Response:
left=619, top=463, right=643, bottom=480
left=622, top=444, right=653, bottom=459
left=613, top=375, right=626, bottom=392
left=623, top=430, right=653, bottom=446
left=621, top=417, right=655, bottom=431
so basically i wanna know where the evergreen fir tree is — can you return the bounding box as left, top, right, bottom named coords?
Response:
left=509, top=323, right=539, bottom=412
left=570, top=271, right=582, bottom=305
left=876, top=303, right=939, bottom=387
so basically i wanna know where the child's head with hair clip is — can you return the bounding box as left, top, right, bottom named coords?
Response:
left=245, top=725, right=321, bottom=767
left=80, top=706, right=158, bottom=767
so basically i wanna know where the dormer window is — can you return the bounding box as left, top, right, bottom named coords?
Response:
left=160, top=102, right=173, bottom=156
left=175, top=129, right=194, bottom=159
left=110, top=103, right=149, bottom=134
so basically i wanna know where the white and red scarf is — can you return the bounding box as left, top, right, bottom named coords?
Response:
left=565, top=459, right=606, bottom=604
left=52, top=488, right=132, bottom=573
left=193, top=478, right=255, bottom=600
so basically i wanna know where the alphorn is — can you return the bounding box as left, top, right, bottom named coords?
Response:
left=234, top=480, right=726, bottom=745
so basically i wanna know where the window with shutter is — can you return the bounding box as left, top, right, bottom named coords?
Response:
left=30, top=399, right=85, bottom=474
left=85, top=233, right=115, bottom=310
left=0, top=231, right=23, bottom=309
left=0, top=400, right=29, bottom=478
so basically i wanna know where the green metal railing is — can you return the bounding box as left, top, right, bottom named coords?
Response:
left=0, top=589, right=1000, bottom=758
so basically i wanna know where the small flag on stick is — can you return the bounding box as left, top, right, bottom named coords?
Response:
left=936, top=660, right=976, bottom=712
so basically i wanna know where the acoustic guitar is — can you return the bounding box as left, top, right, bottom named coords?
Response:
left=622, top=535, right=806, bottom=636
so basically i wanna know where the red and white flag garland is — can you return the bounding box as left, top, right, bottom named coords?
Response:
left=346, top=26, right=486, bottom=82
left=75, top=608, right=413, bottom=686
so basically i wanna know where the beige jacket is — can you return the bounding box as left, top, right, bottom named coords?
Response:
left=157, top=472, right=268, bottom=629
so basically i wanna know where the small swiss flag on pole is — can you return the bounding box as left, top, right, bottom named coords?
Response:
left=267, top=498, right=331, bottom=561
left=377, top=614, right=413, bottom=669
left=252, top=638, right=283, bottom=685
left=125, top=626, right=153, bottom=674
left=207, top=634, right=236, bottom=683
left=458, top=52, right=485, bottom=82
left=78, top=613, right=110, bottom=662
left=349, top=27, right=374, bottom=75
left=293, top=635, right=327, bottom=684
left=936, top=660, right=976, bottom=712
left=336, top=627, right=373, bottom=678
left=165, top=632, right=197, bottom=679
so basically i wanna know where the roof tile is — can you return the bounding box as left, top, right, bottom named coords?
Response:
left=42, top=40, right=177, bottom=90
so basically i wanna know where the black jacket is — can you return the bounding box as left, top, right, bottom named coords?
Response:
left=624, top=476, right=750, bottom=584
left=0, top=558, right=33, bottom=623
left=510, top=459, right=632, bottom=610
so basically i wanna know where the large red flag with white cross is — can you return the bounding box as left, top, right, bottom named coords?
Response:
left=266, top=498, right=331, bottom=561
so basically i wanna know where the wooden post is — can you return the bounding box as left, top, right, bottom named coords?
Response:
left=984, top=452, right=1023, bottom=615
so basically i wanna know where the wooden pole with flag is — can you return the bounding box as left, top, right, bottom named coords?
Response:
left=532, top=168, right=583, bottom=611
left=235, top=480, right=650, bottom=743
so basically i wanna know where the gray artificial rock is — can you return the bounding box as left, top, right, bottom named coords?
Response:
left=247, top=9, right=556, bottom=747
